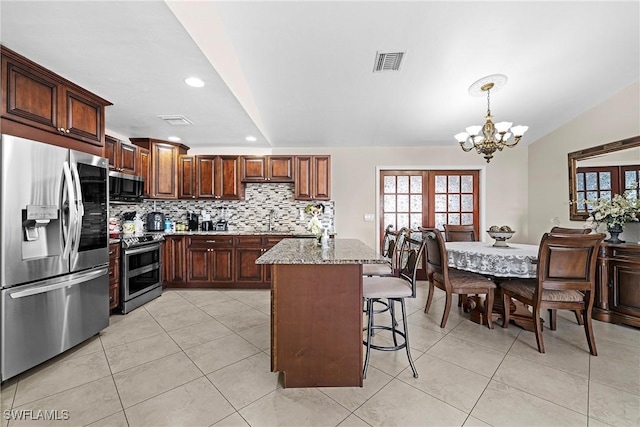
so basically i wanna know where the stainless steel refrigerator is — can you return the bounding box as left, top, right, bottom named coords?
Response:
left=1, top=134, right=109, bottom=381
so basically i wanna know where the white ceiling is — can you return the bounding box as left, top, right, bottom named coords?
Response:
left=1, top=1, right=638, bottom=150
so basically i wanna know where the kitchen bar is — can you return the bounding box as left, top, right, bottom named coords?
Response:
left=256, top=238, right=385, bottom=388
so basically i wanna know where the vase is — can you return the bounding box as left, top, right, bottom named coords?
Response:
left=606, top=223, right=625, bottom=244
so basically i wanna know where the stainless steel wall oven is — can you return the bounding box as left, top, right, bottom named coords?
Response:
left=120, top=235, right=163, bottom=314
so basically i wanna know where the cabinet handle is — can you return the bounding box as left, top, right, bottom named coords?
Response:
left=109, top=251, right=115, bottom=255
left=206, top=240, right=216, bottom=243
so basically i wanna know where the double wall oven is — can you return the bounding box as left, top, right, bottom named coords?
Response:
left=119, top=234, right=163, bottom=314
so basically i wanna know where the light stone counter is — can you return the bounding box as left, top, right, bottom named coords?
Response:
left=256, top=238, right=385, bottom=265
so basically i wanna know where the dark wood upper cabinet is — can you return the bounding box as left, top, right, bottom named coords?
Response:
left=105, top=135, right=137, bottom=174
left=179, top=155, right=196, bottom=199
left=130, top=138, right=190, bottom=200
left=138, top=147, right=150, bottom=198
left=1, top=46, right=111, bottom=150
left=295, top=155, right=331, bottom=200
left=241, top=155, right=294, bottom=182
left=196, top=155, right=243, bottom=200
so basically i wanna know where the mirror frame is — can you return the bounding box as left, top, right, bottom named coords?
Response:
left=568, top=135, right=640, bottom=221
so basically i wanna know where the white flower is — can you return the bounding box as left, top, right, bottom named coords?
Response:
left=306, top=215, right=322, bottom=236
left=584, top=190, right=640, bottom=227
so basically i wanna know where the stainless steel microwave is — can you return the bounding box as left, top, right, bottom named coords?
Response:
left=109, top=171, right=144, bottom=204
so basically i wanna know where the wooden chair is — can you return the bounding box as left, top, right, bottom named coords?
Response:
left=362, top=229, right=425, bottom=379
left=550, top=226, right=592, bottom=234
left=548, top=226, right=592, bottom=327
left=443, top=224, right=477, bottom=242
left=443, top=224, right=477, bottom=307
left=421, top=227, right=496, bottom=329
left=501, top=232, right=605, bottom=355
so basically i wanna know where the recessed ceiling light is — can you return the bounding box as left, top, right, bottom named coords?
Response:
left=184, top=77, right=204, bottom=88
left=245, top=136, right=257, bottom=142
left=168, top=136, right=181, bottom=142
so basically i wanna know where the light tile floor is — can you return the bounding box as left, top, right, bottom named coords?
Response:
left=2, top=283, right=639, bottom=427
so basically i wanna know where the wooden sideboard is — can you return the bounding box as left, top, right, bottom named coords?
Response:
left=594, top=242, right=640, bottom=328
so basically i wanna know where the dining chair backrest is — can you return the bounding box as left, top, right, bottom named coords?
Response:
left=420, top=227, right=450, bottom=289
left=396, top=229, right=426, bottom=298
left=534, top=232, right=605, bottom=300
left=550, top=226, right=591, bottom=235
left=443, top=224, right=476, bottom=242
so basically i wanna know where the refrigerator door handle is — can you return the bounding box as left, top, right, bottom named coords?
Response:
left=8, top=267, right=108, bottom=299
left=70, top=162, right=84, bottom=269
left=62, top=161, right=77, bottom=261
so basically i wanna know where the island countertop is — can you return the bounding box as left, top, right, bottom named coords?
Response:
left=256, top=238, right=385, bottom=265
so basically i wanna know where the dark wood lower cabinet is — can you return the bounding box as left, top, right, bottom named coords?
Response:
left=108, top=243, right=120, bottom=311
left=163, top=234, right=281, bottom=289
left=594, top=243, right=640, bottom=328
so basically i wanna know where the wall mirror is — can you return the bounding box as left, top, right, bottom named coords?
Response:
left=568, top=135, right=640, bottom=221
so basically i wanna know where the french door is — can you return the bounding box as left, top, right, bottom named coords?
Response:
left=380, top=169, right=480, bottom=278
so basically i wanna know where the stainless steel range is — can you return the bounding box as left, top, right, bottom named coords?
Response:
left=120, top=234, right=164, bottom=314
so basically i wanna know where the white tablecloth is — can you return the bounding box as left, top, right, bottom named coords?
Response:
left=445, top=241, right=539, bottom=279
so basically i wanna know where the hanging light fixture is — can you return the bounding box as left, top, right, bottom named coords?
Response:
left=454, top=74, right=528, bottom=163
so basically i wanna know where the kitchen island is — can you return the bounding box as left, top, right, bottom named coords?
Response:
left=256, top=238, right=385, bottom=388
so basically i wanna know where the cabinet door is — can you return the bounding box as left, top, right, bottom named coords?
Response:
left=195, top=155, right=217, bottom=198
left=268, top=156, right=294, bottom=182
left=151, top=143, right=178, bottom=199
left=211, top=248, right=234, bottom=283
left=105, top=135, right=118, bottom=170
left=187, top=248, right=211, bottom=282
left=62, top=86, right=104, bottom=146
left=295, top=156, right=313, bottom=200
left=118, top=143, right=137, bottom=174
left=263, top=236, right=284, bottom=284
left=219, top=156, right=242, bottom=200
left=163, top=237, right=186, bottom=285
left=312, top=155, right=331, bottom=200
left=610, top=260, right=640, bottom=318
left=2, top=56, right=60, bottom=131
left=236, top=248, right=264, bottom=283
left=179, top=155, right=196, bottom=199
left=242, top=156, right=267, bottom=182
left=138, top=147, right=151, bottom=197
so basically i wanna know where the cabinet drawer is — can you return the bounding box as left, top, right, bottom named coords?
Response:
left=236, top=236, right=263, bottom=247
left=187, top=236, right=234, bottom=248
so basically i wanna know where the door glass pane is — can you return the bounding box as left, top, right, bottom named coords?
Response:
left=461, top=213, right=474, bottom=225
left=625, top=171, right=637, bottom=188
left=601, top=191, right=612, bottom=200
left=435, top=175, right=447, bottom=192
left=448, top=194, right=460, bottom=211
left=397, top=195, right=409, bottom=212
left=397, top=213, right=409, bottom=229
left=410, top=214, right=422, bottom=230
left=461, top=175, right=473, bottom=193
left=435, top=213, right=447, bottom=230
left=447, top=213, right=460, bottom=225
left=410, top=176, right=422, bottom=193
left=397, top=176, right=409, bottom=193
left=384, top=195, right=396, bottom=212
left=576, top=173, right=585, bottom=191
left=461, top=194, right=474, bottom=211
left=384, top=176, right=396, bottom=193
left=410, top=195, right=422, bottom=211
left=383, top=213, right=395, bottom=229
left=435, top=194, right=447, bottom=212
left=448, top=176, right=460, bottom=193
left=585, top=173, right=598, bottom=190
left=586, top=191, right=598, bottom=201
left=599, top=172, right=611, bottom=190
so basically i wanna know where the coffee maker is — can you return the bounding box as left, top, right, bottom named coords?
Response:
left=146, top=212, right=165, bottom=232
left=187, top=212, right=199, bottom=231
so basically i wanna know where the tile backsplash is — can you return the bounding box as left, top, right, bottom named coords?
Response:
left=109, top=183, right=334, bottom=233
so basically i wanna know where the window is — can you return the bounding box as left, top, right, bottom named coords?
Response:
left=575, top=165, right=640, bottom=212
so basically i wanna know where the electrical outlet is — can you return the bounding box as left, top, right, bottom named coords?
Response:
left=364, top=214, right=374, bottom=222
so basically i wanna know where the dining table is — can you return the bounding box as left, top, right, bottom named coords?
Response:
left=445, top=241, right=539, bottom=330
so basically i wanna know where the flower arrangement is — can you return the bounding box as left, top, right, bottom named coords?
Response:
left=584, top=191, right=640, bottom=228
left=305, top=203, right=325, bottom=237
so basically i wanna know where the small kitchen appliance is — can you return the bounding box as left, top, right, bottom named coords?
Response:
left=146, top=212, right=165, bottom=231
left=187, top=211, right=199, bottom=231
left=215, top=219, right=228, bottom=231
left=201, top=220, right=214, bottom=231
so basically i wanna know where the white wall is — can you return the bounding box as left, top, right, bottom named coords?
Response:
left=528, top=82, right=640, bottom=244
left=274, top=144, right=528, bottom=249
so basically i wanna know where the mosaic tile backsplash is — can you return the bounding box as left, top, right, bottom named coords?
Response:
left=109, top=183, right=334, bottom=233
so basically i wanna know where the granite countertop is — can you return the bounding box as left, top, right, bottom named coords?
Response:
left=256, top=238, right=385, bottom=265
left=161, top=230, right=326, bottom=237
left=109, top=238, right=121, bottom=244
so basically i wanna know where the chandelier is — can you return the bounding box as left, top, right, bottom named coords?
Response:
left=454, top=74, right=528, bottom=163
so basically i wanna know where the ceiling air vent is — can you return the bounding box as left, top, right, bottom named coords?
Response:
left=157, top=115, right=193, bottom=126
left=373, top=51, right=405, bottom=72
